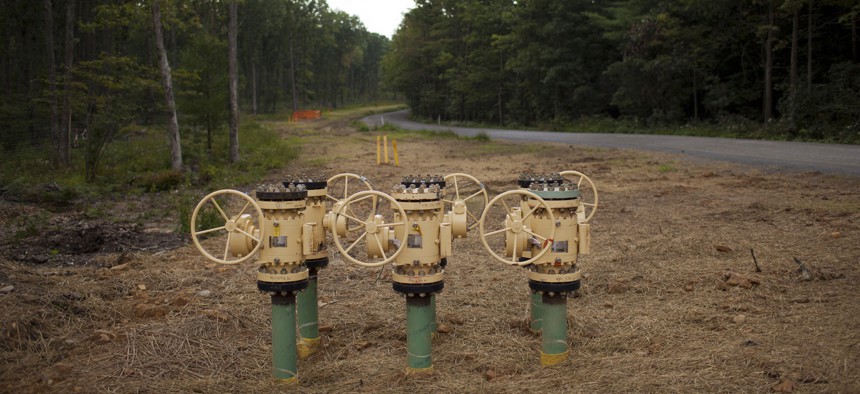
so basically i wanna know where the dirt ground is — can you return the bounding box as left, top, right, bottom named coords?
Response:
left=1, top=114, right=858, bottom=393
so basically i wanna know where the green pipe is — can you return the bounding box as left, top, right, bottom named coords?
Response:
left=540, top=294, right=568, bottom=366
left=297, top=271, right=320, bottom=358
left=271, top=294, right=298, bottom=383
left=430, top=294, right=437, bottom=334
left=406, top=297, right=434, bottom=372
left=530, top=291, right=543, bottom=333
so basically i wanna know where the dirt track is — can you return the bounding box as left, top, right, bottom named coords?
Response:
left=1, top=115, right=859, bottom=393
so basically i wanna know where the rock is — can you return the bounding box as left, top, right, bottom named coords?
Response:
left=483, top=370, right=500, bottom=381
left=733, top=314, right=746, bottom=324
left=202, top=309, right=229, bottom=322
left=137, top=284, right=147, bottom=291
left=436, top=323, right=453, bottom=334
left=318, top=325, right=333, bottom=333
left=91, top=329, right=117, bottom=343
left=197, top=290, right=212, bottom=298
left=32, top=255, right=50, bottom=264
left=170, top=296, right=191, bottom=307
left=133, top=304, right=168, bottom=319
left=830, top=231, right=841, bottom=238
left=604, top=301, right=614, bottom=308
left=791, top=296, right=810, bottom=304
left=772, top=379, right=795, bottom=392
left=447, top=315, right=465, bottom=325
left=607, top=279, right=630, bottom=294
left=354, top=341, right=372, bottom=350
left=684, top=283, right=695, bottom=292
left=742, top=339, right=758, bottom=347
left=716, top=245, right=733, bottom=253
left=0, top=285, right=14, bottom=293
left=724, top=273, right=760, bottom=289
left=216, top=267, right=234, bottom=273
left=110, top=262, right=130, bottom=271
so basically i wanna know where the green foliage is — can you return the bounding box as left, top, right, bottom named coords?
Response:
left=385, top=0, right=859, bottom=142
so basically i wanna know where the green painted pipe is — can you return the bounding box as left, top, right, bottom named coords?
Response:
left=530, top=291, right=543, bottom=333
left=540, top=294, right=568, bottom=366
left=297, top=272, right=320, bottom=358
left=406, top=297, right=434, bottom=372
left=430, top=294, right=437, bottom=333
left=271, top=294, right=298, bottom=383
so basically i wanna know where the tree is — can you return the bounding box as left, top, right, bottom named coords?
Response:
left=228, top=0, right=239, bottom=163
left=152, top=0, right=183, bottom=171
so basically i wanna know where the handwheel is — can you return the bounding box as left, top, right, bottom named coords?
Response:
left=443, top=173, right=488, bottom=231
left=559, top=170, right=598, bottom=223
left=326, top=173, right=377, bottom=224
left=331, top=190, right=407, bottom=268
left=478, top=189, right=556, bottom=266
left=190, top=189, right=264, bottom=265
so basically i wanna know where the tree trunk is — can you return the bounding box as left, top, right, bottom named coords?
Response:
left=807, top=0, right=813, bottom=92
left=289, top=36, right=298, bottom=113
left=852, top=14, right=857, bottom=62
left=228, top=1, right=239, bottom=163
left=763, top=0, right=774, bottom=123
left=60, top=0, right=74, bottom=165
left=152, top=1, right=183, bottom=171
left=251, top=60, right=257, bottom=114
left=692, top=68, right=698, bottom=121
left=787, top=9, right=799, bottom=130
left=44, top=0, right=60, bottom=163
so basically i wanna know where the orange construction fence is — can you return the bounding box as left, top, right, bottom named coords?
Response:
left=292, top=110, right=322, bottom=121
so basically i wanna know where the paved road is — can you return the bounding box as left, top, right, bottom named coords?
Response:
left=363, top=110, right=860, bottom=176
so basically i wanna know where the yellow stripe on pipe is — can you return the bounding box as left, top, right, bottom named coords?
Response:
left=540, top=350, right=569, bottom=366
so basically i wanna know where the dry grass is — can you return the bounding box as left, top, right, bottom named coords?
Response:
left=1, top=116, right=858, bottom=393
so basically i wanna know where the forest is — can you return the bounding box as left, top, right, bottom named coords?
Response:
left=1, top=0, right=389, bottom=180
left=2, top=0, right=859, bottom=185
left=384, top=0, right=860, bottom=142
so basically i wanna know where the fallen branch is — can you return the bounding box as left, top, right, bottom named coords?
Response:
left=750, top=249, right=762, bottom=272
left=793, top=257, right=809, bottom=273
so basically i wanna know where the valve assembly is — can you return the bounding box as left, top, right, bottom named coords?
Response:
left=189, top=168, right=596, bottom=383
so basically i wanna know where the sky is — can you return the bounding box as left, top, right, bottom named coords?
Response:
left=327, top=0, right=415, bottom=38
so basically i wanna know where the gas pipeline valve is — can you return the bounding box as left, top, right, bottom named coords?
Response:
left=478, top=170, right=599, bottom=367
left=328, top=174, right=486, bottom=373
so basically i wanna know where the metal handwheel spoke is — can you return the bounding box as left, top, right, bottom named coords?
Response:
left=463, top=190, right=484, bottom=202
left=500, top=199, right=512, bottom=215
left=372, top=234, right=387, bottom=260
left=344, top=230, right=367, bottom=254
left=453, top=177, right=461, bottom=199
left=236, top=201, right=251, bottom=218
left=484, top=227, right=512, bottom=238
left=235, top=228, right=260, bottom=243
left=521, top=204, right=541, bottom=221
left=209, top=199, right=229, bottom=221
left=337, top=212, right=367, bottom=226
left=523, top=228, right=547, bottom=242
left=223, top=241, right=230, bottom=261
left=466, top=210, right=481, bottom=228
left=511, top=234, right=519, bottom=263
left=195, top=226, right=226, bottom=236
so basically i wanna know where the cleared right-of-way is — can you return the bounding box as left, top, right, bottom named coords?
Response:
left=363, top=110, right=860, bottom=176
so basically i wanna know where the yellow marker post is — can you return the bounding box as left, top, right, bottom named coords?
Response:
left=376, top=136, right=381, bottom=165
left=393, top=140, right=399, bottom=166
left=383, top=135, right=389, bottom=164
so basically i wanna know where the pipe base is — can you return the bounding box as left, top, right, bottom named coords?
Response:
left=275, top=376, right=298, bottom=385
left=297, top=337, right=321, bottom=359
left=405, top=366, right=434, bottom=376
left=541, top=350, right=570, bottom=366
